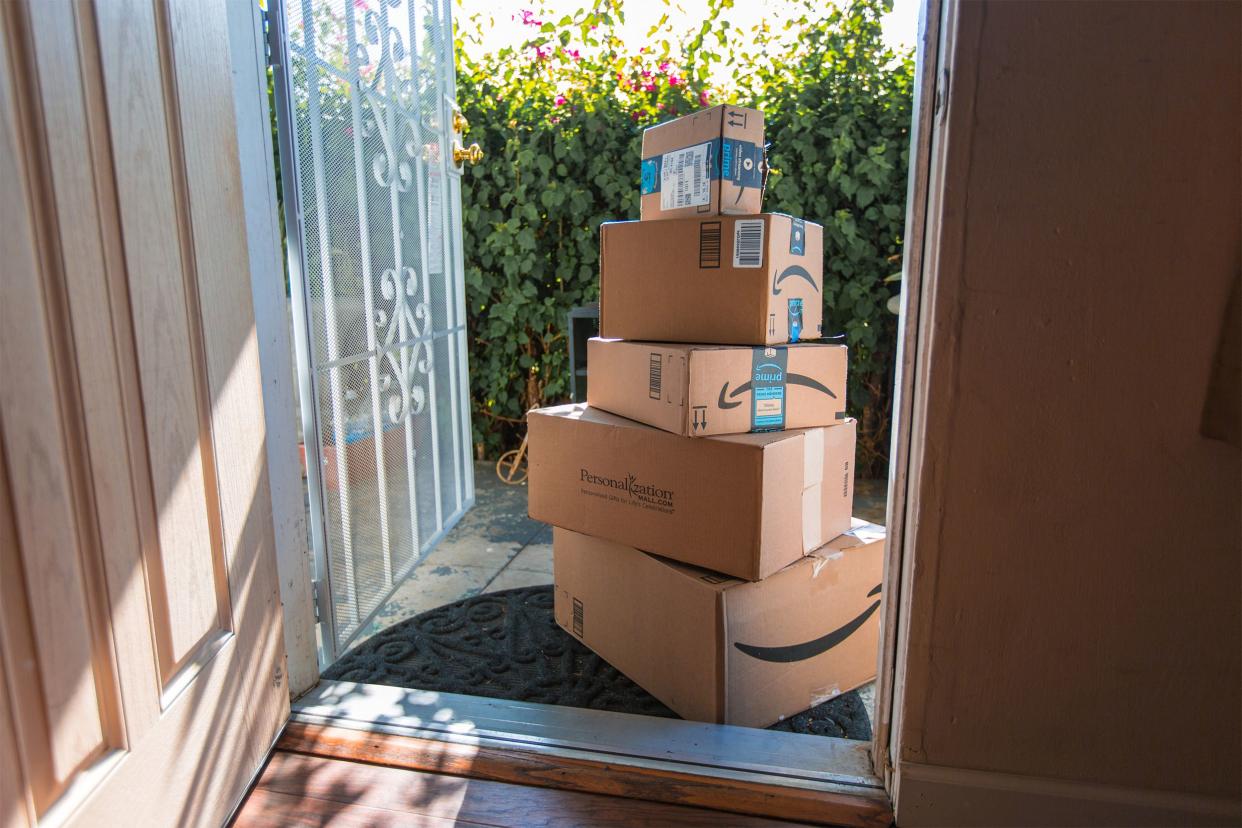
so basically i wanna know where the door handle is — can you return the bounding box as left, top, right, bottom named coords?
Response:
left=453, top=142, right=483, bottom=166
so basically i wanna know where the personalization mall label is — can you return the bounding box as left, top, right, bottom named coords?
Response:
left=751, top=346, right=789, bottom=432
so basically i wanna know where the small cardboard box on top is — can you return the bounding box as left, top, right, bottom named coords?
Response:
left=599, top=213, right=822, bottom=346
left=527, top=403, right=854, bottom=581
left=587, top=338, right=847, bottom=437
left=640, top=104, right=765, bottom=221
left=553, top=522, right=885, bottom=728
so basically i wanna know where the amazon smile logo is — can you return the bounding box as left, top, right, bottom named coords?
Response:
left=717, top=373, right=838, bottom=409
left=733, top=583, right=881, bottom=663
left=772, top=264, right=819, bottom=295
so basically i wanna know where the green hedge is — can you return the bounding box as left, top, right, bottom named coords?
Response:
left=456, top=0, right=912, bottom=476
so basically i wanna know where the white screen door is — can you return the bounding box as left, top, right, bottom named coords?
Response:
left=269, top=0, right=475, bottom=663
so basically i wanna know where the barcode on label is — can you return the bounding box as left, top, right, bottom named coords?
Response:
left=648, top=353, right=662, bottom=399
left=733, top=219, right=765, bottom=268
left=572, top=598, right=584, bottom=637
left=660, top=142, right=711, bottom=211
left=699, top=221, right=721, bottom=268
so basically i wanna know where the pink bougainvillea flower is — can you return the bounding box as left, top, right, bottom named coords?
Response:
left=643, top=82, right=656, bottom=92
left=631, top=111, right=641, bottom=121
left=659, top=61, right=670, bottom=72
left=554, top=94, right=567, bottom=106
left=699, top=89, right=710, bottom=106
left=668, top=75, right=682, bottom=86
left=519, top=9, right=542, bottom=26
left=656, top=102, right=664, bottom=110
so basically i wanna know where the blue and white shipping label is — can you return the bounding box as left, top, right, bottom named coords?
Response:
left=789, top=218, right=806, bottom=255
left=787, top=298, right=804, bottom=343
left=641, top=137, right=762, bottom=207
left=751, top=346, right=789, bottom=432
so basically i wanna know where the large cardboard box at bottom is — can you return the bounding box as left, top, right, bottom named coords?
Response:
left=553, top=523, right=885, bottom=728
left=528, top=403, right=855, bottom=581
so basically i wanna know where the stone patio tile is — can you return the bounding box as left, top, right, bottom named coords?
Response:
left=482, top=566, right=553, bottom=593
left=353, top=562, right=494, bottom=643
left=505, top=541, right=552, bottom=574
left=418, top=533, right=521, bottom=571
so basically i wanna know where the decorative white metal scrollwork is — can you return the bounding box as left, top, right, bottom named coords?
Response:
left=375, top=266, right=431, bottom=424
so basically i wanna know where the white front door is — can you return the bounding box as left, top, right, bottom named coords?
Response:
left=0, top=1, right=286, bottom=825
left=270, top=0, right=476, bottom=662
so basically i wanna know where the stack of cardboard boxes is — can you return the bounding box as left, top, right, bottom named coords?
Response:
left=527, top=104, right=886, bottom=729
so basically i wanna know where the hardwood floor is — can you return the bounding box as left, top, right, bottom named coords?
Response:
left=233, top=750, right=817, bottom=827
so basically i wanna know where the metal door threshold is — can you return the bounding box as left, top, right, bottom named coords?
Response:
left=293, top=681, right=886, bottom=793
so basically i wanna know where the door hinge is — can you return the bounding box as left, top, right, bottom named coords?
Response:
left=311, top=579, right=322, bottom=621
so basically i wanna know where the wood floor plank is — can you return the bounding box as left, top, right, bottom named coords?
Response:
left=276, top=722, right=891, bottom=827
left=235, top=787, right=480, bottom=827
left=234, top=750, right=819, bottom=827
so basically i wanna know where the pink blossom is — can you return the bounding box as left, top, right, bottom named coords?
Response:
left=554, top=94, right=567, bottom=106
left=658, top=61, right=670, bottom=72
left=643, top=82, right=656, bottom=92
left=519, top=9, right=542, bottom=26
left=699, top=90, right=710, bottom=106
left=631, top=111, right=641, bottom=121
left=656, top=103, right=664, bottom=110
left=668, top=75, right=682, bottom=87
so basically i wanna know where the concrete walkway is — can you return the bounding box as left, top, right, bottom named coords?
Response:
left=354, top=463, right=552, bottom=643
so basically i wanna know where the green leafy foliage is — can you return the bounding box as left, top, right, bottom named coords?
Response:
left=456, top=0, right=912, bottom=475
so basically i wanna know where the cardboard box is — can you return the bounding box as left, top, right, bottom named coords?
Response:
left=527, top=403, right=855, bottom=580
left=599, top=214, right=823, bottom=346
left=553, top=522, right=885, bottom=727
left=587, top=338, right=847, bottom=437
left=640, top=104, right=765, bottom=221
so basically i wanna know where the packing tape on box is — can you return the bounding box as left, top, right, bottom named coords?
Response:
left=750, top=346, right=789, bottom=431
left=802, top=485, right=822, bottom=554
left=807, top=544, right=845, bottom=578
left=802, top=428, right=825, bottom=489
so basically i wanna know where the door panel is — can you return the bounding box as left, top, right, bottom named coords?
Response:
left=0, top=1, right=287, bottom=825
left=272, top=0, right=475, bottom=660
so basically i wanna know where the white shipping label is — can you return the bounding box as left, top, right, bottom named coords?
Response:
left=732, top=219, right=765, bottom=268
left=660, top=142, right=711, bottom=211
left=427, top=167, right=444, bottom=275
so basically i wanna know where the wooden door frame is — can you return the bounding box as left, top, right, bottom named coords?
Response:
left=226, top=0, right=320, bottom=700
left=871, top=0, right=948, bottom=788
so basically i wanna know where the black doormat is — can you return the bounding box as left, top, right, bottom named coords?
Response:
left=324, top=585, right=871, bottom=740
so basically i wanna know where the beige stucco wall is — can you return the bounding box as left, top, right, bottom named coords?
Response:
left=898, top=0, right=1240, bottom=798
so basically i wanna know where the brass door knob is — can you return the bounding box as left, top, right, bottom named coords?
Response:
left=452, top=110, right=469, bottom=134
left=453, top=142, right=483, bottom=165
